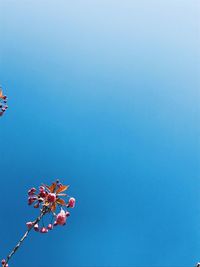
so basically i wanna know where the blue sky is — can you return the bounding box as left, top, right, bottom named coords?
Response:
left=0, top=0, right=199, bottom=266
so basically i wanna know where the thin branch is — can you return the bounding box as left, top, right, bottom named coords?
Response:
left=3, top=206, right=48, bottom=267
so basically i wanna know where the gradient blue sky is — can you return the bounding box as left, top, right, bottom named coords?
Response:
left=0, top=0, right=199, bottom=266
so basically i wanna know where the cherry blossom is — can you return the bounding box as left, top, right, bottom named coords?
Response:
left=0, top=88, right=8, bottom=117
left=2, top=180, right=75, bottom=267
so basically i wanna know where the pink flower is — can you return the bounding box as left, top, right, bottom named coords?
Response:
left=26, top=222, right=33, bottom=229
left=47, top=193, right=56, bottom=203
left=56, top=209, right=67, bottom=225
left=68, top=197, right=75, bottom=208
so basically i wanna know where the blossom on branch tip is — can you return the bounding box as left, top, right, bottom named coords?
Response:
left=68, top=197, right=76, bottom=208
left=0, top=87, right=8, bottom=117
left=26, top=180, right=75, bottom=234
left=1, top=178, right=75, bottom=265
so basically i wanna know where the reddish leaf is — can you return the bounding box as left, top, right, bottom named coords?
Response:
left=56, top=198, right=66, bottom=206
left=51, top=202, right=57, bottom=212
left=49, top=182, right=57, bottom=193
left=56, top=185, right=69, bottom=194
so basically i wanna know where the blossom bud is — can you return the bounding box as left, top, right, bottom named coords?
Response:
left=34, top=224, right=39, bottom=232
left=28, top=190, right=34, bottom=196
left=56, top=209, right=67, bottom=225
left=28, top=188, right=36, bottom=196
left=68, top=197, right=75, bottom=208
left=57, top=182, right=63, bottom=188
left=39, top=186, right=45, bottom=192
left=40, top=227, right=48, bottom=233
left=26, top=222, right=33, bottom=229
left=31, top=187, right=36, bottom=192
left=1, top=259, right=6, bottom=265
left=47, top=224, right=53, bottom=230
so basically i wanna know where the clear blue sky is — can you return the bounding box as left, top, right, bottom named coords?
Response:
left=0, top=0, right=199, bottom=266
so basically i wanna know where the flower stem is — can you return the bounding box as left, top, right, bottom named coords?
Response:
left=3, top=207, right=48, bottom=267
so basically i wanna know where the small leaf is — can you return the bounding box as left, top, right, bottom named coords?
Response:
left=51, top=202, right=57, bottom=212
left=49, top=182, right=57, bottom=193
left=0, top=90, right=2, bottom=98
left=56, top=185, right=69, bottom=194
left=56, top=198, right=66, bottom=206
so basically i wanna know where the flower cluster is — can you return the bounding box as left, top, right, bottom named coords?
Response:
left=0, top=88, right=8, bottom=116
left=26, top=180, right=75, bottom=234
left=1, top=180, right=75, bottom=267
left=1, top=260, right=8, bottom=267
